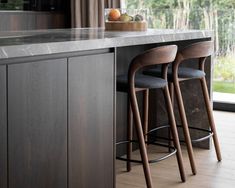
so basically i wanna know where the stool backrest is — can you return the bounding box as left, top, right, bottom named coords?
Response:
left=129, top=45, right=177, bottom=74
left=128, top=45, right=177, bottom=88
left=174, top=41, right=214, bottom=72
left=179, top=41, right=214, bottom=60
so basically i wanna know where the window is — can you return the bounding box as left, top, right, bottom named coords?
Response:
left=122, top=0, right=235, bottom=111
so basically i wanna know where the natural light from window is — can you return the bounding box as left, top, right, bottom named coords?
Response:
left=121, top=0, right=235, bottom=104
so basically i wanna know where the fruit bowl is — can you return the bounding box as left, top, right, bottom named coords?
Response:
left=105, top=9, right=148, bottom=31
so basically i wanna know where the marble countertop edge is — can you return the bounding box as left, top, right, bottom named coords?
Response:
left=0, top=28, right=213, bottom=60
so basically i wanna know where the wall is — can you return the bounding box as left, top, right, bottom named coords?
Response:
left=0, top=11, right=67, bottom=31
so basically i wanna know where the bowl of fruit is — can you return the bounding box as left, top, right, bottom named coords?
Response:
left=105, top=9, right=147, bottom=31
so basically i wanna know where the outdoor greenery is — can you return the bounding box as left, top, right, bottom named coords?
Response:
left=124, top=0, right=235, bottom=93
left=214, top=55, right=235, bottom=82
left=213, top=81, right=235, bottom=93
left=0, top=0, right=23, bottom=10
left=125, top=0, right=235, bottom=9
left=213, top=54, right=235, bottom=93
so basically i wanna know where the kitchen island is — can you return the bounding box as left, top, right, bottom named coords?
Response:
left=0, top=28, right=213, bottom=188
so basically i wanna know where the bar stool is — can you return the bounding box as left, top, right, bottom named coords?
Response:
left=144, top=41, right=222, bottom=175
left=116, top=45, right=185, bottom=188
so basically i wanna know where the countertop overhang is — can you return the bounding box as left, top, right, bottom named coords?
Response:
left=0, top=28, right=213, bottom=60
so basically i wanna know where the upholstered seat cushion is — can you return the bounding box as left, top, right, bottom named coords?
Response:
left=116, top=74, right=167, bottom=92
left=144, top=67, right=205, bottom=81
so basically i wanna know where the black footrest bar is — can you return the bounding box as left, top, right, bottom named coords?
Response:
left=146, top=124, right=213, bottom=143
left=177, top=125, right=214, bottom=143
left=116, top=140, right=177, bottom=164
left=146, top=125, right=170, bottom=135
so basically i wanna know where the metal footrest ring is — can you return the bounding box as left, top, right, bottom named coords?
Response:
left=146, top=124, right=214, bottom=144
left=177, top=125, right=214, bottom=143
left=116, top=140, right=177, bottom=164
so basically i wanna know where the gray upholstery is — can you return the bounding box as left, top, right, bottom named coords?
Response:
left=144, top=67, right=205, bottom=81
left=117, top=74, right=167, bottom=92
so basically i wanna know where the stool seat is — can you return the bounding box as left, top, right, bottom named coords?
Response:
left=117, top=74, right=167, bottom=92
left=144, top=67, right=205, bottom=81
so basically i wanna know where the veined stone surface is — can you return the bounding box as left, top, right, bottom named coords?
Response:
left=0, top=28, right=213, bottom=59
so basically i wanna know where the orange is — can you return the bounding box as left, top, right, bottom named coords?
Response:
left=108, top=9, right=121, bottom=21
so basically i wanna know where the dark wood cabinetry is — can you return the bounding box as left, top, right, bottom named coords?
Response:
left=8, top=59, right=67, bottom=188
left=0, top=66, right=7, bottom=188
left=0, top=28, right=213, bottom=188
left=0, top=51, right=115, bottom=188
left=68, top=53, right=115, bottom=188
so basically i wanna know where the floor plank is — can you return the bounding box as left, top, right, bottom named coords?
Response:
left=116, top=111, right=235, bottom=188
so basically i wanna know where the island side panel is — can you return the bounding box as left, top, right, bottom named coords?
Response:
left=8, top=59, right=67, bottom=188
left=177, top=56, right=212, bottom=148
left=0, top=66, right=7, bottom=188
left=68, top=53, right=114, bottom=188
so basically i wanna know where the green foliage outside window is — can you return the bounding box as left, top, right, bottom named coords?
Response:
left=124, top=0, right=235, bottom=94
left=0, top=0, right=24, bottom=10
left=125, top=0, right=235, bottom=9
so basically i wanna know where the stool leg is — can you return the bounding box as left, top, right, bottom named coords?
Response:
left=127, top=100, right=133, bottom=172
left=163, top=86, right=186, bottom=182
left=174, top=79, right=197, bottom=175
left=169, top=82, right=175, bottom=104
left=168, top=83, right=175, bottom=151
left=129, top=90, right=153, bottom=188
left=200, top=77, right=222, bottom=161
left=143, top=89, right=149, bottom=143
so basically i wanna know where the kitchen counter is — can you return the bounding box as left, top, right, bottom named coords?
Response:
left=0, top=28, right=213, bottom=188
left=0, top=28, right=212, bottom=60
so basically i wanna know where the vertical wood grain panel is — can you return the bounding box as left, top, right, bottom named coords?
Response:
left=0, top=66, right=7, bottom=188
left=8, top=59, right=67, bottom=188
left=69, top=53, right=114, bottom=188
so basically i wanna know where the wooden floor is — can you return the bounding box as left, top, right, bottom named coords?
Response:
left=116, top=111, right=235, bottom=188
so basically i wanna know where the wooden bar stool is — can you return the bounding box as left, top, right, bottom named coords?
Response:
left=144, top=41, right=222, bottom=175
left=116, top=45, right=186, bottom=188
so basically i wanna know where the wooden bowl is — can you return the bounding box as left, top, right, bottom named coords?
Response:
left=105, top=21, right=147, bottom=31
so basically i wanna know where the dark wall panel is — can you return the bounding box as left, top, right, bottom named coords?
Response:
left=0, top=65, right=7, bottom=188
left=69, top=53, right=114, bottom=188
left=8, top=59, right=67, bottom=188
left=0, top=11, right=65, bottom=31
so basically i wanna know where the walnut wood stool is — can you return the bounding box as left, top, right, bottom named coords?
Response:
left=116, top=45, right=186, bottom=188
left=144, top=41, right=222, bottom=175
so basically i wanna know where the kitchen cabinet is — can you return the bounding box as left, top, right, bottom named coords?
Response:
left=0, top=66, right=7, bottom=188
left=8, top=59, right=67, bottom=188
left=68, top=53, right=115, bottom=188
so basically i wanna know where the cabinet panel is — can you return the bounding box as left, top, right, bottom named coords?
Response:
left=69, top=53, right=114, bottom=188
left=8, top=59, right=67, bottom=188
left=0, top=66, right=7, bottom=188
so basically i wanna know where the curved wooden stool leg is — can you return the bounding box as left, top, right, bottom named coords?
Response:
left=143, top=89, right=149, bottom=143
left=129, top=90, right=153, bottom=188
left=168, top=83, right=175, bottom=151
left=200, top=77, right=222, bottom=161
left=127, top=100, right=133, bottom=172
left=163, top=86, right=186, bottom=182
left=169, top=82, right=175, bottom=104
left=174, top=80, right=197, bottom=175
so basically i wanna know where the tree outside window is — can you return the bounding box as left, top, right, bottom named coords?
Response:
left=0, top=0, right=25, bottom=10
left=123, top=0, right=235, bottom=94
